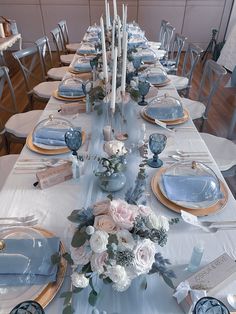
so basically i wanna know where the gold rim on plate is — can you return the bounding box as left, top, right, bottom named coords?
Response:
left=141, top=108, right=189, bottom=125
left=151, top=167, right=228, bottom=216
left=26, top=131, right=86, bottom=155
left=68, top=67, right=92, bottom=75
left=153, top=78, right=171, bottom=87
left=34, top=227, right=67, bottom=309
left=52, top=90, right=86, bottom=102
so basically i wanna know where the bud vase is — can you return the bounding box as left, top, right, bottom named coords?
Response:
left=98, top=172, right=126, bottom=192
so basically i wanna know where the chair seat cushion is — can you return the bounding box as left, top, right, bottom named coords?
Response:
left=168, top=75, right=189, bottom=90
left=200, top=132, right=236, bottom=171
left=181, top=97, right=206, bottom=120
left=5, top=110, right=43, bottom=138
left=60, top=54, right=74, bottom=65
left=66, top=43, right=81, bottom=52
left=33, top=81, right=60, bottom=99
left=47, top=67, right=68, bottom=81
left=0, top=154, right=19, bottom=190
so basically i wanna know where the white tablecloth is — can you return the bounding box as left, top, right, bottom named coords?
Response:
left=1, top=57, right=236, bottom=314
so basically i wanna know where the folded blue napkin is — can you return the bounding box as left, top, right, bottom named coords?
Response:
left=146, top=106, right=184, bottom=120
left=58, top=82, right=84, bottom=97
left=133, top=51, right=155, bottom=63
left=33, top=127, right=70, bottom=146
left=128, top=38, right=146, bottom=48
left=0, top=237, right=60, bottom=286
left=78, top=43, right=96, bottom=54
left=73, top=60, right=91, bottom=72
left=162, top=174, right=223, bottom=202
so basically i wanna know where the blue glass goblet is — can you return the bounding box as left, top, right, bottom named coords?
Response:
left=65, top=128, right=82, bottom=159
left=147, top=133, right=167, bottom=168
left=132, top=56, right=142, bottom=76
left=193, top=297, right=230, bottom=314
left=138, top=80, right=150, bottom=106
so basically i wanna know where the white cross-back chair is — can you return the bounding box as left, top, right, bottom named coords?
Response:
left=58, top=20, right=81, bottom=53
left=182, top=59, right=227, bottom=130
left=0, top=66, right=42, bottom=153
left=35, top=36, right=68, bottom=81
left=50, top=27, right=74, bottom=66
left=12, top=46, right=60, bottom=108
left=168, top=43, right=203, bottom=97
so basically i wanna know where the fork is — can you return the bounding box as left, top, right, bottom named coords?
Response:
left=0, top=215, right=35, bottom=222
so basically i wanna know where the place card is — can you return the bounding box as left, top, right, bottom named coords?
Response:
left=36, top=162, right=73, bottom=189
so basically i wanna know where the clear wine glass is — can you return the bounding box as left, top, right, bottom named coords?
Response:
left=147, top=133, right=167, bottom=168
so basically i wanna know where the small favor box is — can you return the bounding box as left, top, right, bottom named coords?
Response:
left=174, top=253, right=236, bottom=313
left=36, top=162, right=73, bottom=189
left=60, top=102, right=86, bottom=115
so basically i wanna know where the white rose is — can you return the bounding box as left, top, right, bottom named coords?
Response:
left=103, top=140, right=127, bottom=157
left=117, top=230, right=135, bottom=250
left=90, top=230, right=109, bottom=253
left=148, top=213, right=169, bottom=231
left=130, top=79, right=137, bottom=88
left=133, top=239, right=156, bottom=275
left=71, top=272, right=89, bottom=288
left=106, top=265, right=127, bottom=283
left=112, top=276, right=131, bottom=292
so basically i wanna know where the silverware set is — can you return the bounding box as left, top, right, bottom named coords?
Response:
left=0, top=214, right=38, bottom=227
left=13, top=159, right=70, bottom=173
left=166, top=149, right=213, bottom=164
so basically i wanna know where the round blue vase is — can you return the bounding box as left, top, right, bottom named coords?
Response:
left=98, top=172, right=126, bottom=192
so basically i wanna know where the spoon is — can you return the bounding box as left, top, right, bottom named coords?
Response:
left=227, top=294, right=236, bottom=309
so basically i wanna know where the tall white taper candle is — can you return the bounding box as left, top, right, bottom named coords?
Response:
left=100, top=16, right=108, bottom=83
left=113, top=0, right=117, bottom=21
left=118, top=17, right=121, bottom=57
left=111, top=19, right=115, bottom=60
left=111, top=47, right=118, bottom=112
left=121, top=31, right=128, bottom=93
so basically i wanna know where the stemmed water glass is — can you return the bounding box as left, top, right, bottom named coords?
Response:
left=147, top=133, right=167, bottom=168
left=138, top=80, right=150, bottom=106
left=65, top=128, right=83, bottom=160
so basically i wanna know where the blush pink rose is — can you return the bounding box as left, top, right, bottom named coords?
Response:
left=138, top=204, right=152, bottom=216
left=109, top=199, right=138, bottom=230
left=70, top=241, right=92, bottom=266
left=93, top=199, right=111, bottom=216
left=91, top=252, right=108, bottom=274
left=94, top=214, right=119, bottom=234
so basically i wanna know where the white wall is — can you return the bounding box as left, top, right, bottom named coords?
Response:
left=0, top=0, right=233, bottom=49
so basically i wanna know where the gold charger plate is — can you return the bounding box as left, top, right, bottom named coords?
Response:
left=68, top=67, right=92, bottom=75
left=26, top=131, right=86, bottom=155
left=153, top=78, right=171, bottom=87
left=151, top=167, right=228, bottom=216
left=141, top=108, right=189, bottom=125
left=52, top=90, right=85, bottom=102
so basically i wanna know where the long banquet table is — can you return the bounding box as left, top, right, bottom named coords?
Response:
left=1, top=48, right=236, bottom=314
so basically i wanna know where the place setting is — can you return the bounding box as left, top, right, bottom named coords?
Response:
left=0, top=223, right=67, bottom=314
left=52, top=77, right=86, bottom=102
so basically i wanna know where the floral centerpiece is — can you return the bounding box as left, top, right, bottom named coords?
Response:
left=56, top=195, right=178, bottom=313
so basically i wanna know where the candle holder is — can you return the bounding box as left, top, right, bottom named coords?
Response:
left=115, top=92, right=128, bottom=141
left=138, top=80, right=150, bottom=106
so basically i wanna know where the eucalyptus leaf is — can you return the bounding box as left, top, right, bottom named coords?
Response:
left=103, top=277, right=113, bottom=284
left=73, top=287, right=83, bottom=294
left=162, top=274, right=175, bottom=289
left=63, top=305, right=75, bottom=314
left=67, top=210, right=80, bottom=223
left=51, top=252, right=61, bottom=265
left=88, top=290, right=98, bottom=307
left=107, top=194, right=113, bottom=201
left=71, top=229, right=88, bottom=248
left=62, top=252, right=74, bottom=265
left=140, top=277, right=148, bottom=290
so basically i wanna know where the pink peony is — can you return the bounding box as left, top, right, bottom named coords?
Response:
left=94, top=214, right=119, bottom=234
left=109, top=199, right=138, bottom=230
left=93, top=199, right=111, bottom=216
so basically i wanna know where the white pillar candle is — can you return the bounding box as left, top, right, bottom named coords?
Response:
left=111, top=19, right=115, bottom=60
left=113, top=0, right=117, bottom=21
left=118, top=17, right=121, bottom=57
left=100, top=16, right=108, bottom=83
left=121, top=31, right=128, bottom=94
left=107, top=2, right=111, bottom=28
left=105, top=0, right=109, bottom=29
left=103, top=125, right=112, bottom=141
left=111, top=47, right=118, bottom=112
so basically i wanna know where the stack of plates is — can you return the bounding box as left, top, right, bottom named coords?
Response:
left=151, top=167, right=228, bottom=216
